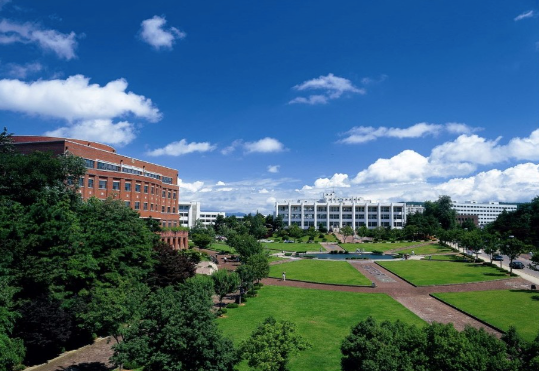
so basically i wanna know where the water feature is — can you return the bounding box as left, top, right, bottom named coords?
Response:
left=303, top=252, right=396, bottom=260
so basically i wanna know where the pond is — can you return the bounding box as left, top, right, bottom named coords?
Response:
left=302, top=253, right=397, bottom=260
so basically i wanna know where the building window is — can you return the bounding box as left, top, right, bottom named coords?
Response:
left=167, top=207, right=171, bottom=213
left=79, top=177, right=84, bottom=187
left=125, top=201, right=131, bottom=208
left=143, top=202, right=148, bottom=211
left=135, top=184, right=141, bottom=192
left=172, top=207, right=176, bottom=213
left=162, top=206, right=165, bottom=212
left=98, top=179, right=107, bottom=189
left=355, top=214, right=364, bottom=219
left=150, top=204, right=154, bottom=211
left=112, top=181, right=120, bottom=190
left=172, top=192, right=177, bottom=199
left=330, top=207, right=339, bottom=212
left=125, top=182, right=131, bottom=191
left=97, top=161, right=120, bottom=172
left=151, top=186, right=154, bottom=194
left=88, top=178, right=94, bottom=188
left=134, top=201, right=140, bottom=210
left=168, top=191, right=171, bottom=199
left=162, top=190, right=166, bottom=197
left=84, top=158, right=95, bottom=168
left=330, top=214, right=339, bottom=219
left=368, top=207, right=378, bottom=212
left=162, top=176, right=173, bottom=184
left=144, top=184, right=148, bottom=193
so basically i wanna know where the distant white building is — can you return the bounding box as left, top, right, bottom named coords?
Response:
left=406, top=203, right=425, bottom=215
left=274, top=192, right=406, bottom=230
left=179, top=201, right=225, bottom=228
left=451, top=200, right=517, bottom=227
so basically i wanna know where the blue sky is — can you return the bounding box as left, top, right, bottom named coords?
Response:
left=1, top=0, right=538, bottom=214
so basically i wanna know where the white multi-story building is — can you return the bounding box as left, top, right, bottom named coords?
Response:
left=179, top=201, right=225, bottom=228
left=451, top=200, right=518, bottom=227
left=275, top=192, right=406, bottom=230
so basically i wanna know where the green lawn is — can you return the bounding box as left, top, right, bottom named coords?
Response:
left=210, top=241, right=237, bottom=254
left=397, top=244, right=454, bottom=255
left=218, top=285, right=425, bottom=371
left=421, top=254, right=469, bottom=261
left=377, top=260, right=509, bottom=286
left=264, top=242, right=323, bottom=252
left=269, top=260, right=371, bottom=286
left=432, top=290, right=539, bottom=342
left=340, top=241, right=426, bottom=252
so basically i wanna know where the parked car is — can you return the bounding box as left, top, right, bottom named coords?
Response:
left=509, top=261, right=525, bottom=269
left=492, top=255, right=504, bottom=261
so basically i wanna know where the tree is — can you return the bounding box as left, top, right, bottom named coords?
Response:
left=287, top=225, right=303, bottom=239
left=212, top=269, right=240, bottom=308
left=112, top=278, right=236, bottom=371
left=0, top=274, right=25, bottom=371
left=356, top=225, right=368, bottom=240
left=228, top=234, right=263, bottom=260
left=79, top=279, right=149, bottom=345
left=239, top=317, right=311, bottom=371
left=341, top=225, right=354, bottom=243
left=192, top=233, right=213, bottom=249
left=148, top=242, right=198, bottom=288
left=500, top=236, right=527, bottom=274
left=246, top=253, right=270, bottom=284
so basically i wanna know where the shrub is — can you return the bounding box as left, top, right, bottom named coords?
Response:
left=319, top=234, right=325, bottom=239
left=254, top=283, right=264, bottom=289
left=372, top=250, right=383, bottom=255
left=227, top=303, right=239, bottom=309
left=285, top=252, right=292, bottom=256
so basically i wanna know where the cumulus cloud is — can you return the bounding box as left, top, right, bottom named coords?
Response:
left=259, top=188, right=270, bottom=194
left=302, top=173, right=350, bottom=190
left=267, top=165, right=280, bottom=173
left=45, top=119, right=136, bottom=146
left=0, top=75, right=160, bottom=145
left=244, top=137, right=285, bottom=153
left=506, top=129, right=539, bottom=160
left=339, top=122, right=478, bottom=144
left=289, top=73, right=364, bottom=105
left=353, top=150, right=429, bottom=184
left=140, top=16, right=186, bottom=50
left=178, top=178, right=205, bottom=193
left=0, top=75, right=160, bottom=122
left=0, top=19, right=78, bottom=59
left=216, top=181, right=226, bottom=186
left=514, top=10, right=535, bottom=21
left=146, top=139, right=216, bottom=156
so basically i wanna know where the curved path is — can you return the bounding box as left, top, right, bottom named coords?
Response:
left=262, top=260, right=531, bottom=337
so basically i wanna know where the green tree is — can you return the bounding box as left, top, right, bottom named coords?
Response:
left=356, top=225, right=368, bottom=239
left=0, top=274, right=25, bottom=371
left=341, top=225, right=354, bottom=243
left=245, top=253, right=270, bottom=284
left=148, top=242, right=198, bottom=288
left=112, top=278, right=236, bottom=371
left=228, top=234, right=263, bottom=260
left=500, top=236, right=528, bottom=274
left=287, top=225, right=303, bottom=239
left=212, top=269, right=240, bottom=308
left=239, top=317, right=311, bottom=371
left=191, top=233, right=214, bottom=249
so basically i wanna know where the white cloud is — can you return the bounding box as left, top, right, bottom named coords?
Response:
left=506, top=129, right=539, bottom=160
left=259, top=188, right=270, bottom=194
left=178, top=178, right=205, bottom=193
left=514, top=10, right=536, bottom=21
left=140, top=16, right=186, bottom=50
left=216, top=181, right=226, bottom=186
left=289, top=73, right=364, bottom=105
left=0, top=19, right=77, bottom=59
left=45, top=119, right=136, bottom=146
left=4, top=61, right=42, bottom=78
left=267, top=165, right=280, bottom=173
left=244, top=137, right=285, bottom=153
left=146, top=139, right=216, bottom=156
left=361, top=74, right=388, bottom=85
left=339, top=122, right=478, bottom=144
left=303, top=173, right=350, bottom=190
left=353, top=150, right=429, bottom=184
left=0, top=75, right=160, bottom=122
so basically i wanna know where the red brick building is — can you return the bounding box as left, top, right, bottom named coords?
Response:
left=13, top=135, right=187, bottom=249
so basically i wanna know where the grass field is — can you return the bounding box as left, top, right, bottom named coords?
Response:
left=218, top=285, right=425, bottom=371
left=211, top=242, right=237, bottom=254
left=432, top=290, right=539, bottom=342
left=397, top=244, right=455, bottom=255
left=264, top=242, right=323, bottom=252
left=340, top=241, right=427, bottom=252
left=421, top=254, right=469, bottom=261
left=268, top=260, right=371, bottom=286
left=377, top=260, right=509, bottom=286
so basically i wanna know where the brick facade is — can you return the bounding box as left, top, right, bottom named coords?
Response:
left=13, top=136, right=187, bottom=248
